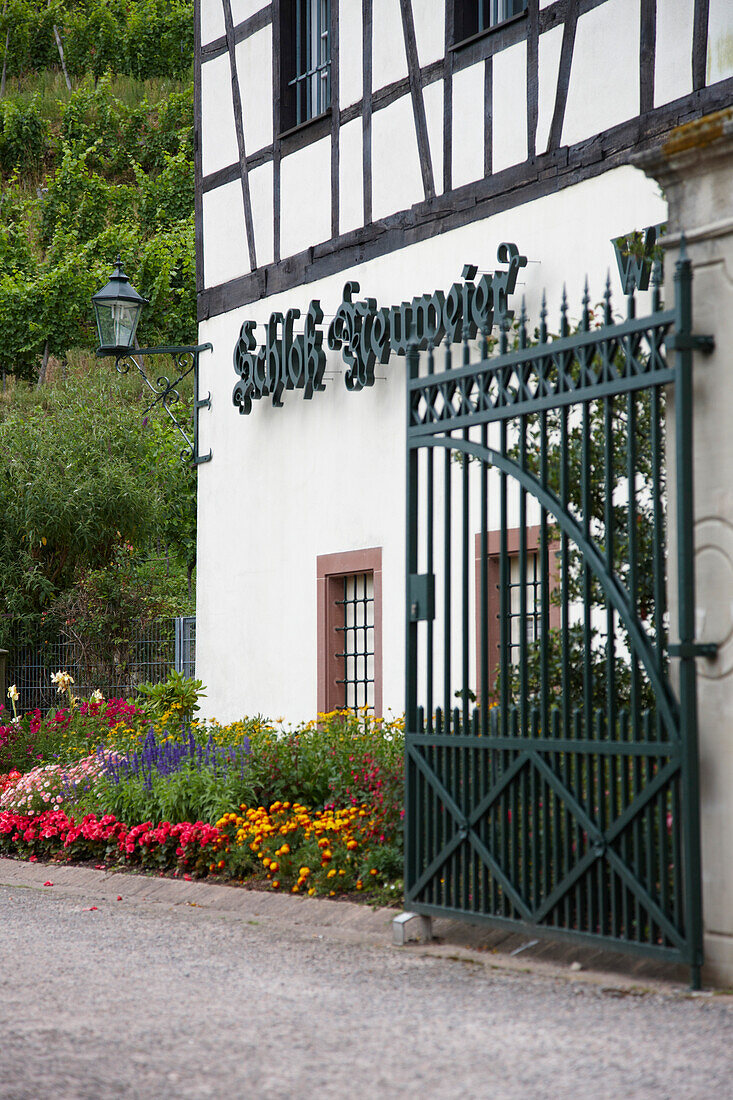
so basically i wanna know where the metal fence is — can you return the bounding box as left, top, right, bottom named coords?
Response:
left=5, top=616, right=196, bottom=714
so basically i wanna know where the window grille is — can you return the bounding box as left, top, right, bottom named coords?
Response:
left=507, top=552, right=542, bottom=663
left=334, top=572, right=375, bottom=711
left=287, top=0, right=331, bottom=127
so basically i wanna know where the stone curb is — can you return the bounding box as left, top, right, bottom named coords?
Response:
left=2, top=857, right=728, bottom=1001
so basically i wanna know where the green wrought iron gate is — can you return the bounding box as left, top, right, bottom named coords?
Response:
left=405, top=246, right=713, bottom=987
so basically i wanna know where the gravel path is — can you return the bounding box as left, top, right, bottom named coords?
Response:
left=1, top=876, right=731, bottom=1099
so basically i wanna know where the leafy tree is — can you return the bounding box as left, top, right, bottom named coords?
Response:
left=0, top=360, right=191, bottom=641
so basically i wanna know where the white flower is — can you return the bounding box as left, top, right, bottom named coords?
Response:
left=51, top=670, right=74, bottom=693
left=90, top=689, right=104, bottom=705
left=7, top=684, right=18, bottom=702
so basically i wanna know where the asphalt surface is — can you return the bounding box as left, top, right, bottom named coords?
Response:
left=1, top=860, right=731, bottom=1100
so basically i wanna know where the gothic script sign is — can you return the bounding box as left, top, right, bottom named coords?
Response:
left=232, top=243, right=527, bottom=415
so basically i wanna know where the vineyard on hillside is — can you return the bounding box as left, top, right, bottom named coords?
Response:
left=0, top=1, right=195, bottom=381
left=0, top=3, right=197, bottom=663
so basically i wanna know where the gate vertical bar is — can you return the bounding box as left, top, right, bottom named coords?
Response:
left=405, top=338, right=420, bottom=896
left=673, top=242, right=704, bottom=990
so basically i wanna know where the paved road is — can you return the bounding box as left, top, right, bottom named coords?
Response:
left=0, top=868, right=731, bottom=1100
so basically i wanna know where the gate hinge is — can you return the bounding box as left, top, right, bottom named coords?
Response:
left=409, top=573, right=435, bottom=622
left=669, top=642, right=718, bottom=659
left=666, top=333, right=715, bottom=354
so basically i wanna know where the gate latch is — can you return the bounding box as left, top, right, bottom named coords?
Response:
left=409, top=573, right=435, bottom=622
left=669, top=642, right=719, bottom=659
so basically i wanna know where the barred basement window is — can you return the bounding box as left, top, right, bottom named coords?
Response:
left=280, top=0, right=332, bottom=131
left=506, top=550, right=542, bottom=664
left=454, top=0, right=528, bottom=46
left=317, top=548, right=383, bottom=717
left=476, top=527, right=560, bottom=696
left=335, top=573, right=374, bottom=710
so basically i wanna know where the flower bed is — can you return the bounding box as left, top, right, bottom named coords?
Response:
left=0, top=771, right=21, bottom=795
left=0, top=753, right=120, bottom=814
left=0, top=808, right=220, bottom=876
left=0, top=696, right=146, bottom=773
left=212, top=801, right=401, bottom=895
left=0, top=677, right=405, bottom=902
left=0, top=799, right=402, bottom=898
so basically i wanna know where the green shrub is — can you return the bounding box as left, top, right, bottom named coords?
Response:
left=0, top=96, right=48, bottom=174
left=135, top=669, right=206, bottom=725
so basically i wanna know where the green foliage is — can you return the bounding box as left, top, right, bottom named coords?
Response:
left=0, top=359, right=194, bottom=638
left=135, top=669, right=206, bottom=724
left=87, top=759, right=256, bottom=827
left=0, top=19, right=198, bottom=658
left=245, top=711, right=405, bottom=817
left=0, top=1, right=193, bottom=83
left=0, top=95, right=49, bottom=174
left=50, top=553, right=191, bottom=691
left=498, top=625, right=656, bottom=715
left=0, top=70, right=195, bottom=379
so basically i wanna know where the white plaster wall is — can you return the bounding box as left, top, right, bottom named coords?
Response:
left=230, top=0, right=265, bottom=23
left=339, top=117, right=365, bottom=233
left=655, top=0, right=694, bottom=107
left=372, top=0, right=408, bottom=89
left=493, top=41, right=527, bottom=173
left=708, top=0, right=733, bottom=86
left=197, top=165, right=667, bottom=724
left=250, top=162, right=274, bottom=267
left=451, top=62, right=485, bottom=189
left=235, top=28, right=273, bottom=157
left=280, top=138, right=332, bottom=256
left=200, top=0, right=225, bottom=45
left=536, top=25, right=564, bottom=155
left=423, top=78, right=444, bottom=195
left=202, top=180, right=250, bottom=287
left=371, top=95, right=423, bottom=221
left=201, top=54, right=238, bottom=177
left=414, top=0, right=446, bottom=68
left=339, top=0, right=364, bottom=108
left=563, top=0, right=640, bottom=147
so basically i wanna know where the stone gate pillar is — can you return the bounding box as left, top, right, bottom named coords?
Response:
left=638, top=109, right=733, bottom=987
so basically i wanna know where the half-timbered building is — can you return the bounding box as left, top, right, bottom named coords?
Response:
left=194, top=0, right=733, bottom=724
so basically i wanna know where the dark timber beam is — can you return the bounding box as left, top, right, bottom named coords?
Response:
left=399, top=0, right=435, bottom=199
left=639, top=0, right=656, bottom=115
left=692, top=0, right=710, bottom=92
left=222, top=0, right=257, bottom=270
left=547, top=4, right=578, bottom=151
left=363, top=0, right=373, bottom=224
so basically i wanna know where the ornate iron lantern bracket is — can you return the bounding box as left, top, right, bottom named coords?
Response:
left=106, top=343, right=214, bottom=466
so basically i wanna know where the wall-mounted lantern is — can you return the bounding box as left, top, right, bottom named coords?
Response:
left=92, top=258, right=212, bottom=465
